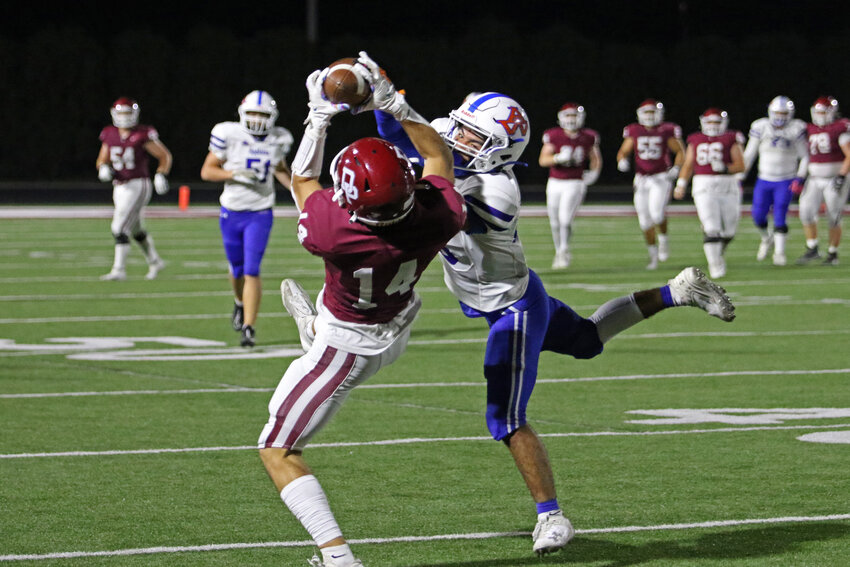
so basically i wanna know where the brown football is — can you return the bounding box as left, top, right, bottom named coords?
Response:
left=322, top=58, right=370, bottom=106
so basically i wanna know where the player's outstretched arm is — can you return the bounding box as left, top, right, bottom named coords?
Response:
left=290, top=68, right=350, bottom=210
left=403, top=120, right=453, bottom=184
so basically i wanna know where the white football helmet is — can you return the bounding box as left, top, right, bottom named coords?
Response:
left=811, top=96, right=839, bottom=127
left=699, top=108, right=729, bottom=136
left=442, top=92, right=530, bottom=173
left=768, top=95, right=795, bottom=127
left=238, top=90, right=278, bottom=135
left=111, top=97, right=139, bottom=128
left=637, top=99, right=664, bottom=127
left=558, top=102, right=586, bottom=131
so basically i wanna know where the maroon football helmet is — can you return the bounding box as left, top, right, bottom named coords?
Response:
left=811, top=96, right=839, bottom=127
left=111, top=97, right=139, bottom=128
left=331, top=137, right=416, bottom=226
left=700, top=108, right=729, bottom=136
left=557, top=102, right=586, bottom=130
left=637, top=99, right=664, bottom=127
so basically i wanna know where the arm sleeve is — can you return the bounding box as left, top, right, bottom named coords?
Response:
left=375, top=110, right=421, bottom=162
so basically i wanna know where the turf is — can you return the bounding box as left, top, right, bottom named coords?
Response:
left=1, top=207, right=848, bottom=566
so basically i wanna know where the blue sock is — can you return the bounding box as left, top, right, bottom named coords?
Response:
left=536, top=499, right=560, bottom=515
left=660, top=284, right=675, bottom=307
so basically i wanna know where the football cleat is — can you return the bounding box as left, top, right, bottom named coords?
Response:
left=668, top=267, right=735, bottom=322
left=100, top=269, right=126, bottom=281
left=551, top=251, right=570, bottom=269
left=282, top=279, right=317, bottom=352
left=145, top=258, right=166, bottom=280
left=756, top=235, right=774, bottom=261
left=231, top=302, right=244, bottom=332
left=532, top=510, right=575, bottom=556
left=307, top=555, right=364, bottom=567
left=772, top=252, right=786, bottom=266
left=240, top=325, right=255, bottom=347
left=646, top=256, right=659, bottom=271
left=795, top=246, right=821, bottom=265
left=823, top=251, right=839, bottom=265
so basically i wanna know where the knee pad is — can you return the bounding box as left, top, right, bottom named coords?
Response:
left=113, top=233, right=130, bottom=244
left=775, top=225, right=789, bottom=234
left=133, top=231, right=148, bottom=243
left=703, top=234, right=722, bottom=243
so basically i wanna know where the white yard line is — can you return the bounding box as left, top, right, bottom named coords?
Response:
left=1, top=512, right=848, bottom=561
left=3, top=367, right=848, bottom=399
left=3, top=423, right=850, bottom=460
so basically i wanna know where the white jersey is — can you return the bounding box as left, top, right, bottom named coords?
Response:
left=209, top=121, right=293, bottom=211
left=439, top=171, right=529, bottom=312
left=743, top=117, right=808, bottom=182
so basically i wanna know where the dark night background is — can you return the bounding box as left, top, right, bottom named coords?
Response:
left=2, top=0, right=849, bottom=200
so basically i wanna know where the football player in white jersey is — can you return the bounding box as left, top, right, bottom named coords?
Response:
left=374, top=92, right=736, bottom=557
left=741, top=96, right=809, bottom=265
left=200, top=90, right=293, bottom=347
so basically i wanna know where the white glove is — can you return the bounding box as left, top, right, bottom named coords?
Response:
left=98, top=164, right=113, bottom=182
left=153, top=172, right=169, bottom=195
left=617, top=158, right=630, bottom=172
left=352, top=51, right=412, bottom=121
left=666, top=166, right=680, bottom=181
left=582, top=169, right=600, bottom=185
left=304, top=68, right=350, bottom=137
left=553, top=149, right=572, bottom=166
left=232, top=168, right=259, bottom=185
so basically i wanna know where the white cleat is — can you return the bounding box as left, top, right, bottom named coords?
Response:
left=756, top=235, right=774, bottom=261
left=551, top=251, right=570, bottom=269
left=668, top=267, right=735, bottom=322
left=281, top=279, right=317, bottom=351
left=772, top=252, right=786, bottom=266
left=532, top=510, right=575, bottom=556
left=646, top=257, right=659, bottom=270
left=100, top=269, right=126, bottom=281
left=308, top=556, right=364, bottom=567
left=145, top=258, right=166, bottom=280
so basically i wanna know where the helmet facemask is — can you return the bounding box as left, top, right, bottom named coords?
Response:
left=238, top=90, right=278, bottom=135
left=111, top=98, right=139, bottom=128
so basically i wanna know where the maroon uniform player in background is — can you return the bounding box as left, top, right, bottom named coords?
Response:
left=616, top=99, right=685, bottom=269
left=96, top=97, right=172, bottom=280
left=795, top=96, right=850, bottom=265
left=257, top=52, right=465, bottom=567
left=538, top=103, right=602, bottom=268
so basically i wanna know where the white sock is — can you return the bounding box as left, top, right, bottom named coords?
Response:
left=588, top=294, right=644, bottom=343
left=137, top=234, right=161, bottom=264
left=280, top=475, right=343, bottom=546
left=759, top=227, right=772, bottom=240
left=703, top=241, right=722, bottom=267
left=113, top=243, right=130, bottom=271
left=321, top=544, right=355, bottom=565
left=806, top=238, right=818, bottom=249
left=774, top=232, right=786, bottom=255
left=658, top=234, right=669, bottom=247
left=829, top=245, right=839, bottom=254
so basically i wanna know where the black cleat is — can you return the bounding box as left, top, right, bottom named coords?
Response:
left=795, top=246, right=821, bottom=265
left=240, top=325, right=255, bottom=347
left=822, top=251, right=839, bottom=266
left=232, top=302, right=244, bottom=331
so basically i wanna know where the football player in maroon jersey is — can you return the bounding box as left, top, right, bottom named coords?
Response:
left=96, top=97, right=171, bottom=280
left=796, top=96, right=850, bottom=265
left=616, top=99, right=685, bottom=269
left=538, top=103, right=602, bottom=268
left=257, top=54, right=465, bottom=567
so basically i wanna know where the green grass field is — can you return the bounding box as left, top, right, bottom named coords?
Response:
left=1, top=206, right=849, bottom=566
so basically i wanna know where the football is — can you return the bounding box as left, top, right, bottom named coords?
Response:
left=322, top=58, right=371, bottom=106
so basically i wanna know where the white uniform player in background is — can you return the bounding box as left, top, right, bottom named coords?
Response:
left=674, top=109, right=746, bottom=278
left=200, top=90, right=293, bottom=347
left=795, top=96, right=850, bottom=265
left=741, top=96, right=809, bottom=265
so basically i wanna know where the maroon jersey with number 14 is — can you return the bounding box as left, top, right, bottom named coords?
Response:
left=298, top=174, right=466, bottom=324
left=99, top=124, right=159, bottom=183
